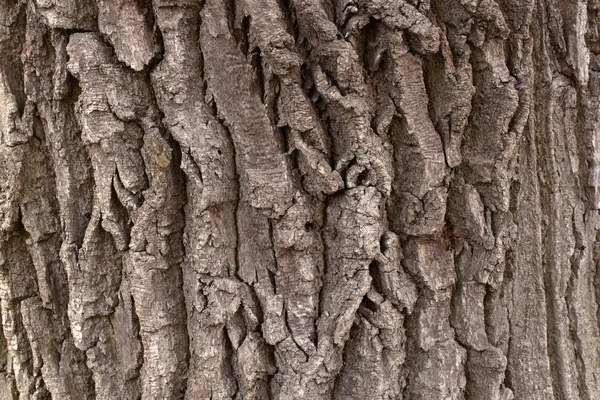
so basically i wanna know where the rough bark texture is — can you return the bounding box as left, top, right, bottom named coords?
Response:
left=1, top=0, right=600, bottom=399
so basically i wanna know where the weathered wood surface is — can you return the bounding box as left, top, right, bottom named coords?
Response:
left=1, top=0, right=600, bottom=399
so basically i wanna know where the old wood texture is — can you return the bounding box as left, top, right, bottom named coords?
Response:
left=1, top=0, right=600, bottom=399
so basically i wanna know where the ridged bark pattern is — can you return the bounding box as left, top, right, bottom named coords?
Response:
left=1, top=0, right=600, bottom=399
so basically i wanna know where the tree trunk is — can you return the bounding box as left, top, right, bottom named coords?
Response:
left=1, top=0, right=599, bottom=399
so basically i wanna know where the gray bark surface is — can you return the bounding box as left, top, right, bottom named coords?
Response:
left=0, top=0, right=599, bottom=399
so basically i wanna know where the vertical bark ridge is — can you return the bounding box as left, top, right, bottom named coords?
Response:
left=445, top=1, right=534, bottom=399
left=0, top=4, right=96, bottom=399
left=66, top=31, right=189, bottom=399
left=201, top=0, right=294, bottom=218
left=0, top=308, right=18, bottom=398
left=333, top=231, right=416, bottom=399
left=97, top=0, right=161, bottom=72
left=151, top=1, right=239, bottom=398
left=585, top=2, right=600, bottom=388
left=530, top=1, right=600, bottom=399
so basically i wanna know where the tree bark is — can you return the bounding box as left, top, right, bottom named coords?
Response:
left=1, top=0, right=599, bottom=399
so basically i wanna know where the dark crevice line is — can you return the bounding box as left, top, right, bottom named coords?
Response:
left=316, top=193, right=333, bottom=326
left=536, top=93, right=568, bottom=400
left=330, top=319, right=357, bottom=400
left=145, top=0, right=165, bottom=70
left=223, top=325, right=240, bottom=398
left=128, top=293, right=144, bottom=389
left=249, top=48, right=266, bottom=105
left=167, top=135, right=192, bottom=338
left=566, top=206, right=591, bottom=400
left=201, top=44, right=249, bottom=395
